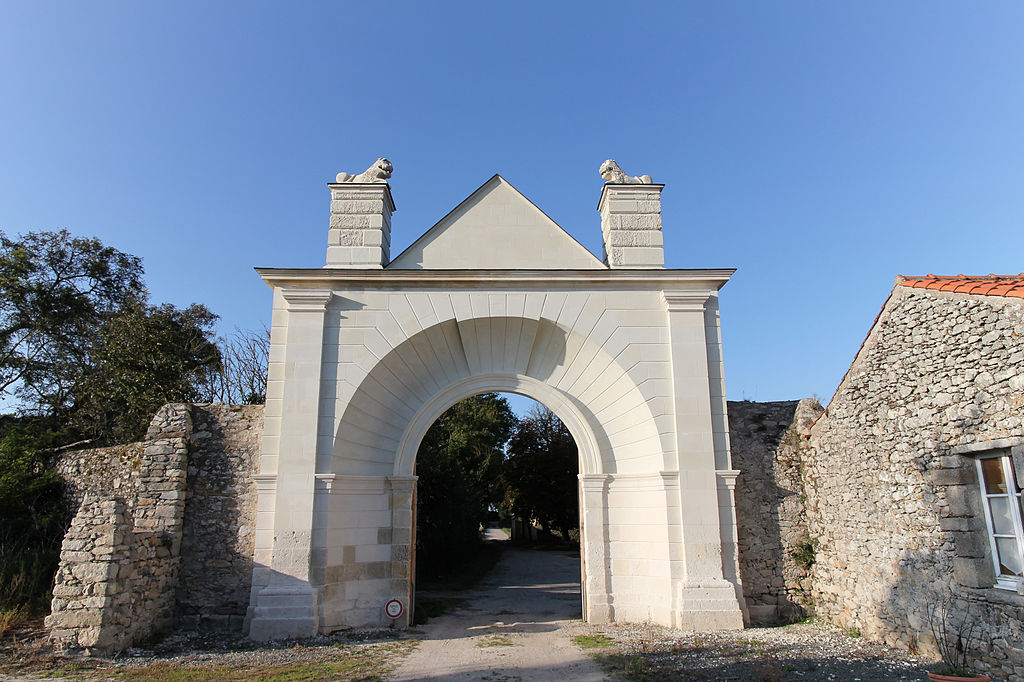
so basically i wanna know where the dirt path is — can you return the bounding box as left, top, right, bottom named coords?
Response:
left=392, top=541, right=604, bottom=681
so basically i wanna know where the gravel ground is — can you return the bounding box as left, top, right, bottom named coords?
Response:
left=1, top=617, right=940, bottom=681
left=391, top=545, right=603, bottom=681
left=2, top=542, right=940, bottom=681
left=581, top=619, right=937, bottom=681
left=0, top=624, right=415, bottom=680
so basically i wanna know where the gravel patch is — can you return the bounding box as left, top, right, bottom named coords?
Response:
left=578, top=619, right=937, bottom=681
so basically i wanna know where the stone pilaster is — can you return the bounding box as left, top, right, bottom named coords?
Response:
left=580, top=474, right=612, bottom=623
left=663, top=291, right=745, bottom=629
left=388, top=476, right=416, bottom=628
left=598, top=183, right=665, bottom=268
left=326, top=183, right=395, bottom=268
left=248, top=288, right=333, bottom=640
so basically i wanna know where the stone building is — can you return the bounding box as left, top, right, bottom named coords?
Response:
left=800, top=275, right=1024, bottom=680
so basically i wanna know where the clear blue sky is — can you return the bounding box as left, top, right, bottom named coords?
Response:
left=1, top=2, right=1022, bottom=406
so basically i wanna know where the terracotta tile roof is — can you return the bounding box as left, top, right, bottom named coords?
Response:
left=898, top=274, right=1024, bottom=299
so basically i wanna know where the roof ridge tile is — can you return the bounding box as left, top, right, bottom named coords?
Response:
left=897, top=273, right=1024, bottom=299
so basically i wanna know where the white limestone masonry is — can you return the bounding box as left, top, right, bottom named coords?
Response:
left=598, top=183, right=665, bottom=268
left=46, top=164, right=750, bottom=648
left=387, top=176, right=603, bottom=270
left=247, top=167, right=745, bottom=638
left=325, top=183, right=394, bottom=268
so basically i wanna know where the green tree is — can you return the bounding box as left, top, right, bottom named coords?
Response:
left=502, top=406, right=579, bottom=541
left=0, top=229, right=228, bottom=616
left=0, top=229, right=144, bottom=409
left=0, top=429, right=69, bottom=611
left=415, top=393, right=516, bottom=580
left=71, top=302, right=222, bottom=443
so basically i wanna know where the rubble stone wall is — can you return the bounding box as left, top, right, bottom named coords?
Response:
left=47, top=404, right=191, bottom=650
left=55, top=441, right=144, bottom=511
left=45, top=497, right=132, bottom=651
left=47, top=403, right=263, bottom=651
left=174, top=404, right=263, bottom=631
left=729, top=398, right=821, bottom=625
left=805, top=286, right=1024, bottom=680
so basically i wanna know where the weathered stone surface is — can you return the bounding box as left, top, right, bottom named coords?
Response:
left=49, top=403, right=263, bottom=651
left=598, top=159, right=653, bottom=184
left=174, top=404, right=263, bottom=632
left=730, top=398, right=822, bottom=625
left=598, top=181, right=665, bottom=269
left=804, top=286, right=1024, bottom=680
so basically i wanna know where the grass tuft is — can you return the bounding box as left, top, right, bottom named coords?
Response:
left=0, top=605, right=31, bottom=639
left=475, top=634, right=515, bottom=648
left=571, top=633, right=616, bottom=649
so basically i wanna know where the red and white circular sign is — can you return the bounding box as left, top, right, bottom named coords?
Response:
left=384, top=598, right=404, bottom=619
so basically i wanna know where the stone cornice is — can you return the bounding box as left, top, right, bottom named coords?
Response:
left=326, top=182, right=396, bottom=212
left=715, top=469, right=741, bottom=490
left=313, top=474, right=336, bottom=493
left=578, top=473, right=611, bottom=492
left=663, top=291, right=713, bottom=312
left=597, top=183, right=665, bottom=211
left=257, top=268, right=734, bottom=292
left=252, top=473, right=277, bottom=493
left=280, top=287, right=334, bottom=312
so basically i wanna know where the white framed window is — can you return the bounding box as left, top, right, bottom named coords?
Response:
left=976, top=451, right=1024, bottom=590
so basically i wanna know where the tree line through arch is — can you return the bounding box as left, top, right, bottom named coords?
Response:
left=414, top=393, right=580, bottom=583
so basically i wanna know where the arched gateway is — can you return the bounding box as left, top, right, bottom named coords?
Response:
left=246, top=162, right=747, bottom=639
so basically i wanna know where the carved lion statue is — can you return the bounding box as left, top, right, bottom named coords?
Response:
left=336, top=158, right=393, bottom=183
left=599, top=159, right=652, bottom=184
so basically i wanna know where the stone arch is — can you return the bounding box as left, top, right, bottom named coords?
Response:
left=393, top=374, right=600, bottom=477
left=330, top=315, right=663, bottom=478
left=247, top=169, right=747, bottom=640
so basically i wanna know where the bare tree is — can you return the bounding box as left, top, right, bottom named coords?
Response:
left=204, top=327, right=269, bottom=404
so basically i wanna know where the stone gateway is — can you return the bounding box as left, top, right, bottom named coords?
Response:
left=245, top=160, right=748, bottom=638
left=43, top=161, right=1024, bottom=678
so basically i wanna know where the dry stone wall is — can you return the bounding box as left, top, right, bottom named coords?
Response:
left=45, top=497, right=133, bottom=651
left=56, top=442, right=143, bottom=511
left=175, top=405, right=263, bottom=631
left=47, top=403, right=263, bottom=651
left=47, top=404, right=191, bottom=650
left=729, top=399, right=821, bottom=625
left=805, top=286, right=1024, bottom=680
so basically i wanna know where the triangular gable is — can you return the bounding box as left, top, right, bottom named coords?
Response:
left=387, top=175, right=605, bottom=269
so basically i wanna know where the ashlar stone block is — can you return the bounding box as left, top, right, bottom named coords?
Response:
left=325, top=183, right=395, bottom=268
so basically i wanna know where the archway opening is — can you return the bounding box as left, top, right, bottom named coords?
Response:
left=412, top=391, right=583, bottom=625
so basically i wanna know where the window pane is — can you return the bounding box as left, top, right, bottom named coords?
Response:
left=981, top=458, right=1008, bottom=494
left=995, top=536, right=1023, bottom=576
left=989, top=496, right=1016, bottom=535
